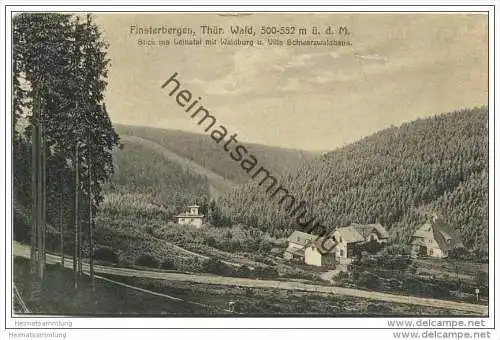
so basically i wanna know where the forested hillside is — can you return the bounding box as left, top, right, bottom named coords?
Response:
left=218, top=107, right=488, bottom=254
left=103, top=125, right=316, bottom=219
left=105, top=138, right=211, bottom=217
left=115, top=124, right=316, bottom=184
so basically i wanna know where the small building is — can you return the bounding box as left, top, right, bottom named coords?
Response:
left=304, top=237, right=337, bottom=267
left=351, top=223, right=390, bottom=243
left=331, top=223, right=390, bottom=264
left=284, top=223, right=389, bottom=267
left=331, top=226, right=366, bottom=264
left=283, top=231, right=336, bottom=267
left=283, top=231, right=316, bottom=261
left=410, top=218, right=465, bottom=259
left=174, top=204, right=204, bottom=228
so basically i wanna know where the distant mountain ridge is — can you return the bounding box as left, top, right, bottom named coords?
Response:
left=106, top=125, right=317, bottom=215
left=119, top=135, right=235, bottom=197
left=114, top=124, right=317, bottom=185
left=217, top=107, right=488, bottom=254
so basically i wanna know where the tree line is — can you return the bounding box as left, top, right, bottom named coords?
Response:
left=13, top=13, right=119, bottom=300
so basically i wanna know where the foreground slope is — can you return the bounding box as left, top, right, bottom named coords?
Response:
left=218, top=107, right=488, bottom=254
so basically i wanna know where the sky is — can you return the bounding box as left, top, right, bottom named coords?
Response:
left=94, top=13, right=488, bottom=151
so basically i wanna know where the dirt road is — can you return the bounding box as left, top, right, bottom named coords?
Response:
left=12, top=242, right=487, bottom=315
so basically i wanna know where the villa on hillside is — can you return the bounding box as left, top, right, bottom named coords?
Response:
left=174, top=204, right=204, bottom=228
left=410, top=217, right=465, bottom=259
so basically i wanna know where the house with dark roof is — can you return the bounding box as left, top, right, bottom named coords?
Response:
left=410, top=217, right=465, bottom=259
left=351, top=223, right=390, bottom=243
left=331, top=223, right=390, bottom=264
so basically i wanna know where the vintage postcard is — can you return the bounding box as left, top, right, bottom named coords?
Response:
left=2, top=4, right=498, bottom=340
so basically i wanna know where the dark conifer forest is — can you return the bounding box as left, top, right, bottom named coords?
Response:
left=218, top=107, right=488, bottom=256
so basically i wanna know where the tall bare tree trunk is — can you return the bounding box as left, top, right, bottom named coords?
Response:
left=78, top=205, right=83, bottom=276
left=77, top=144, right=83, bottom=276
left=59, top=176, right=64, bottom=267
left=88, top=147, right=94, bottom=290
left=73, top=142, right=79, bottom=290
left=39, top=128, right=46, bottom=279
left=30, top=88, right=40, bottom=301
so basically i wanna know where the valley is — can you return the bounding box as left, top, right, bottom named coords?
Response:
left=12, top=107, right=490, bottom=316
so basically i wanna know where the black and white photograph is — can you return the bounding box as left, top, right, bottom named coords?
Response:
left=1, top=3, right=498, bottom=340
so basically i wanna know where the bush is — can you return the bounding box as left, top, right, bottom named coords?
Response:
left=358, top=240, right=386, bottom=254
left=202, top=257, right=234, bottom=276
left=473, top=249, right=489, bottom=263
left=118, top=258, right=133, bottom=268
left=402, top=277, right=451, bottom=299
left=13, top=210, right=30, bottom=243
left=94, top=247, right=119, bottom=264
left=378, top=243, right=411, bottom=257
left=475, top=270, right=488, bottom=296
left=262, top=258, right=276, bottom=266
left=385, top=278, right=402, bottom=290
left=336, top=271, right=349, bottom=281
left=135, top=254, right=159, bottom=268
left=448, top=248, right=472, bottom=261
left=205, top=237, right=216, bottom=247
left=407, top=264, right=418, bottom=274
left=258, top=266, right=279, bottom=278
left=235, top=265, right=251, bottom=278
left=366, top=302, right=392, bottom=314
left=160, top=259, right=176, bottom=270
left=174, top=257, right=203, bottom=272
left=358, top=271, right=380, bottom=290
left=230, top=240, right=241, bottom=251
left=377, top=256, right=412, bottom=270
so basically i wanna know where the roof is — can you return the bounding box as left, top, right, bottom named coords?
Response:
left=187, top=205, right=200, bottom=208
left=307, top=237, right=337, bottom=254
left=413, top=223, right=433, bottom=238
left=434, top=229, right=464, bottom=252
left=351, top=223, right=389, bottom=240
left=335, top=226, right=365, bottom=243
left=368, top=223, right=390, bottom=239
left=287, top=230, right=317, bottom=247
left=284, top=247, right=305, bottom=257
left=410, top=237, right=427, bottom=247
left=175, top=214, right=204, bottom=218
left=440, top=230, right=452, bottom=241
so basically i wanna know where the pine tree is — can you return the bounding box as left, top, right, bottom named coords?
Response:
left=12, top=13, right=120, bottom=294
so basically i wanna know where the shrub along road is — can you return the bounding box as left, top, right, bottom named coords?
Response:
left=13, top=241, right=487, bottom=315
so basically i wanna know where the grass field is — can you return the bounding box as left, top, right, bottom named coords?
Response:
left=98, top=273, right=477, bottom=316
left=339, top=255, right=488, bottom=306
left=13, top=257, right=219, bottom=315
